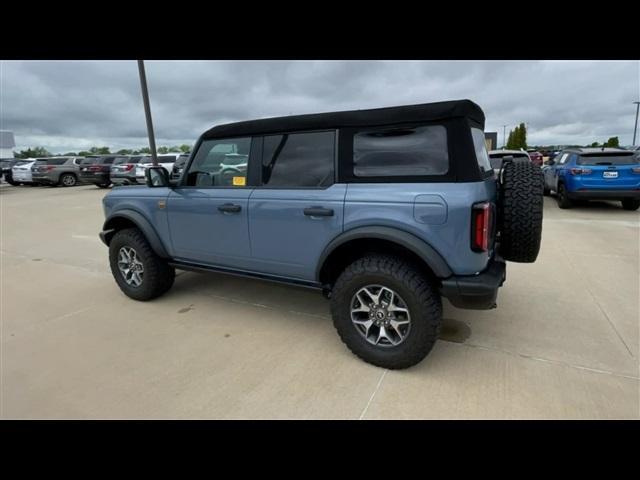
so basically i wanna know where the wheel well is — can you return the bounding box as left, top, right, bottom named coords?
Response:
left=319, top=238, right=440, bottom=288
left=103, top=216, right=139, bottom=244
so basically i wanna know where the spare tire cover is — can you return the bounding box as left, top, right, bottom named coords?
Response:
left=497, top=159, right=544, bottom=263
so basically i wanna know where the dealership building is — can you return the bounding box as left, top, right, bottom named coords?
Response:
left=0, top=131, right=16, bottom=158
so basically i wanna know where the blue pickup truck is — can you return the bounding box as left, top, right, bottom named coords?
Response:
left=543, top=147, right=640, bottom=210
left=99, top=100, right=544, bottom=369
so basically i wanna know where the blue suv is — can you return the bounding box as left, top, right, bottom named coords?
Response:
left=543, top=147, right=640, bottom=210
left=99, top=100, right=544, bottom=369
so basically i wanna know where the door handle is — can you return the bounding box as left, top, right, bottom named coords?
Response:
left=218, top=203, right=242, bottom=213
left=304, top=207, right=334, bottom=217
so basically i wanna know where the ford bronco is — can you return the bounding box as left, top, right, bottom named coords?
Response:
left=99, top=100, right=544, bottom=369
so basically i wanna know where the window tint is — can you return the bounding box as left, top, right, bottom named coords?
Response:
left=80, top=158, right=96, bottom=165
left=185, top=137, right=251, bottom=187
left=471, top=128, right=491, bottom=175
left=577, top=153, right=636, bottom=165
left=47, top=158, right=68, bottom=165
left=354, top=125, right=448, bottom=177
left=488, top=152, right=528, bottom=169
left=558, top=153, right=570, bottom=164
left=262, top=131, right=335, bottom=187
left=175, top=154, right=189, bottom=167
left=158, top=155, right=177, bottom=164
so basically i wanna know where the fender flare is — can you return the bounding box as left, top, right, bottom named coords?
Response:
left=316, top=226, right=452, bottom=282
left=101, top=209, right=169, bottom=258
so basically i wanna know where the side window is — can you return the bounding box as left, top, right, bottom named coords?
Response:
left=185, top=137, right=251, bottom=187
left=558, top=153, right=570, bottom=165
left=262, top=131, right=335, bottom=187
left=353, top=125, right=448, bottom=177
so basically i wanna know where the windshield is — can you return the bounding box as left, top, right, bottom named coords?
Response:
left=577, top=153, right=637, bottom=165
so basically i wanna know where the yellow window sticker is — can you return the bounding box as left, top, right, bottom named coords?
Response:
left=233, top=176, right=246, bottom=186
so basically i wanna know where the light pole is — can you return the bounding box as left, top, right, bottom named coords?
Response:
left=502, top=125, right=508, bottom=149
left=137, top=60, right=158, bottom=166
left=633, top=101, right=640, bottom=146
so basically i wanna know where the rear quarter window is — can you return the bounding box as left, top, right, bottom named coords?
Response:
left=354, top=125, right=449, bottom=177
left=471, top=128, right=492, bottom=175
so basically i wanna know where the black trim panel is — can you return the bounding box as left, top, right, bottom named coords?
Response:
left=102, top=210, right=169, bottom=258
left=440, top=257, right=506, bottom=310
left=168, top=260, right=323, bottom=291
left=316, top=226, right=453, bottom=281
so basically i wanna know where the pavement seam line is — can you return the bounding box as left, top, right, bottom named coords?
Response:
left=559, top=245, right=635, bottom=358
left=359, top=369, right=388, bottom=420
left=452, top=341, right=640, bottom=381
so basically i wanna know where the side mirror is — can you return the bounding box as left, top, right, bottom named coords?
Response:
left=145, top=166, right=170, bottom=187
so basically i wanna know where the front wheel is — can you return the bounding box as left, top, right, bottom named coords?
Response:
left=621, top=198, right=640, bottom=211
left=108, top=228, right=175, bottom=301
left=330, top=255, right=442, bottom=370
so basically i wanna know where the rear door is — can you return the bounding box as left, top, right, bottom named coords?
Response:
left=247, top=130, right=345, bottom=281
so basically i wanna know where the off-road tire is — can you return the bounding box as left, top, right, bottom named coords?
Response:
left=621, top=198, right=640, bottom=211
left=330, top=254, right=442, bottom=370
left=7, top=179, right=19, bottom=186
left=543, top=185, right=550, bottom=196
left=557, top=182, right=572, bottom=209
left=59, top=173, right=77, bottom=187
left=498, top=159, right=544, bottom=263
left=109, top=228, right=175, bottom=301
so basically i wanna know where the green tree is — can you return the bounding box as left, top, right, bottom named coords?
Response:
left=63, top=152, right=78, bottom=156
left=506, top=130, right=515, bottom=149
left=88, top=146, right=110, bottom=154
left=603, top=136, right=619, bottom=148
left=590, top=142, right=600, bottom=147
left=179, top=144, right=191, bottom=153
left=157, top=146, right=169, bottom=154
left=138, top=147, right=151, bottom=154
left=13, top=147, right=52, bottom=158
left=518, top=123, right=527, bottom=149
left=117, top=149, right=133, bottom=155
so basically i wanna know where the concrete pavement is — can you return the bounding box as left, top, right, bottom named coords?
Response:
left=1, top=183, right=638, bottom=419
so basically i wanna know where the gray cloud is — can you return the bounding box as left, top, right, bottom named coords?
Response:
left=1, top=60, right=639, bottom=153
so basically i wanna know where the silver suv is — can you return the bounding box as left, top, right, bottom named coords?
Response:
left=31, top=157, right=84, bottom=187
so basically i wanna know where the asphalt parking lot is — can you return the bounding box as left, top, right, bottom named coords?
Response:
left=1, top=183, right=638, bottom=419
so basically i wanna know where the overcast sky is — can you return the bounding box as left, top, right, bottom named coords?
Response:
left=1, top=60, right=639, bottom=153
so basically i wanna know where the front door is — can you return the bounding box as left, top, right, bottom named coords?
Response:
left=167, top=136, right=254, bottom=269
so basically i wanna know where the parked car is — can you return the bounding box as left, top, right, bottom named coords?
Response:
left=110, top=156, right=150, bottom=186
left=543, top=147, right=640, bottom=210
left=170, top=153, right=191, bottom=180
left=79, top=155, right=129, bottom=188
left=132, top=154, right=181, bottom=184
left=31, top=157, right=84, bottom=187
left=11, top=159, right=39, bottom=185
left=527, top=150, right=543, bottom=167
left=1, top=158, right=21, bottom=185
left=488, top=149, right=530, bottom=174
left=99, top=100, right=544, bottom=369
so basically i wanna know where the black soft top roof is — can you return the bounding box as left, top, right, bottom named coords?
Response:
left=203, top=99, right=485, bottom=139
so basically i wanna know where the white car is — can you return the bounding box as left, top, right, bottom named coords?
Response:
left=134, top=153, right=182, bottom=183
left=11, top=159, right=39, bottom=184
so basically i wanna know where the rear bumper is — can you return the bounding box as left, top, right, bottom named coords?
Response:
left=568, top=189, right=640, bottom=200
left=440, top=257, right=506, bottom=310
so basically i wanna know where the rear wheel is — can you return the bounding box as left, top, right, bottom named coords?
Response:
left=330, top=254, right=442, bottom=369
left=557, top=183, right=572, bottom=209
left=59, top=173, right=77, bottom=187
left=108, top=228, right=175, bottom=301
left=621, top=198, right=640, bottom=211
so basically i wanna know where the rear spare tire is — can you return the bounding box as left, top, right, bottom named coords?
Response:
left=498, top=159, right=544, bottom=263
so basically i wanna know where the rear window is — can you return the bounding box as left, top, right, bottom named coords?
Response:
left=158, top=155, right=177, bottom=164
left=577, top=153, right=637, bottom=165
left=112, top=157, right=131, bottom=165
left=80, top=158, right=97, bottom=165
left=471, top=128, right=492, bottom=175
left=47, top=158, right=68, bottom=165
left=488, top=152, right=529, bottom=169
left=354, top=124, right=449, bottom=177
